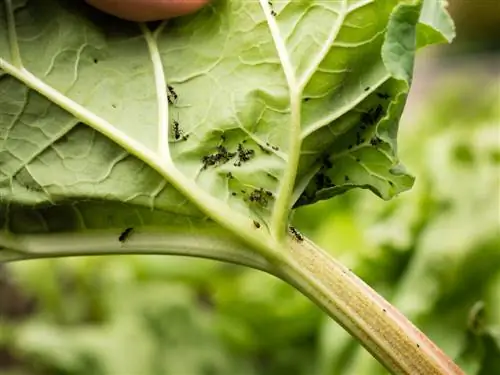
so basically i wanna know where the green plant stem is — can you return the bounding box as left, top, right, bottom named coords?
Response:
left=2, top=229, right=465, bottom=375
left=274, top=237, right=465, bottom=375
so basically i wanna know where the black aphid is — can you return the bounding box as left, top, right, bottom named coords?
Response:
left=348, top=145, right=353, bottom=150
left=259, top=144, right=271, bottom=154
left=355, top=158, right=360, bottom=162
left=364, top=87, right=370, bottom=91
left=167, top=84, right=178, bottom=105
left=253, top=220, right=261, bottom=229
left=119, top=227, right=133, bottom=243
left=271, top=145, right=279, bottom=151
left=227, top=172, right=233, bottom=179
left=231, top=192, right=237, bottom=196
left=376, top=92, right=390, bottom=100
left=344, top=175, right=350, bottom=182
left=289, top=226, right=303, bottom=242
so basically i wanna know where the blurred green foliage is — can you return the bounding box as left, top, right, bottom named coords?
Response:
left=1, top=65, right=499, bottom=375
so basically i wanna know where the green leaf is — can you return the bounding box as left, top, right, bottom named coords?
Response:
left=0, top=0, right=448, bottom=255
left=417, top=0, right=456, bottom=48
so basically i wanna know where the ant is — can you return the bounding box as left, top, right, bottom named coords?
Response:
left=172, top=118, right=189, bottom=141
left=167, top=84, right=178, bottom=105
left=289, top=226, right=303, bottom=242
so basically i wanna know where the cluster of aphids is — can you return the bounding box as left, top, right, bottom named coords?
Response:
left=346, top=90, right=391, bottom=150
left=234, top=144, right=255, bottom=167
left=268, top=1, right=277, bottom=16
left=202, top=145, right=237, bottom=169
left=248, top=187, right=273, bottom=207
left=314, top=155, right=336, bottom=190
left=202, top=141, right=257, bottom=170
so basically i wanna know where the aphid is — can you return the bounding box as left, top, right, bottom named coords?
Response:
left=172, top=119, right=189, bottom=141
left=226, top=172, right=233, bottom=179
left=253, top=220, right=261, bottom=229
left=304, top=97, right=311, bottom=102
left=231, top=192, right=237, bottom=196
left=268, top=1, right=277, bottom=16
left=271, top=145, right=279, bottom=151
left=376, top=92, right=390, bottom=100
left=119, top=227, right=133, bottom=243
left=259, top=144, right=271, bottom=155
left=355, top=158, right=360, bottom=162
left=364, top=86, right=370, bottom=91
left=289, top=226, right=303, bottom=242
left=348, top=145, right=353, bottom=150
left=344, top=175, right=350, bottom=182
left=167, top=84, right=178, bottom=104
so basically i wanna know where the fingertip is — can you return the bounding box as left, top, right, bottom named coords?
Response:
left=86, top=0, right=210, bottom=22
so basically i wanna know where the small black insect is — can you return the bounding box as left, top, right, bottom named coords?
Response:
left=119, top=227, right=133, bottom=243
left=259, top=144, right=271, bottom=154
left=253, top=220, right=261, bottom=229
left=227, top=172, right=233, bottom=179
left=172, top=119, right=189, bottom=141
left=344, top=175, right=350, bottom=182
left=355, top=158, right=360, bottom=162
left=348, top=145, right=353, bottom=150
left=364, top=86, right=370, bottom=91
left=376, top=92, right=390, bottom=100
left=167, top=84, right=178, bottom=105
left=231, top=192, right=237, bottom=196
left=268, top=1, right=277, bottom=16
left=289, top=226, right=303, bottom=242
left=304, top=97, right=311, bottom=102
left=271, top=145, right=279, bottom=151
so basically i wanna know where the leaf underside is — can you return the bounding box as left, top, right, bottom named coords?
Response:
left=0, top=0, right=452, bottom=258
